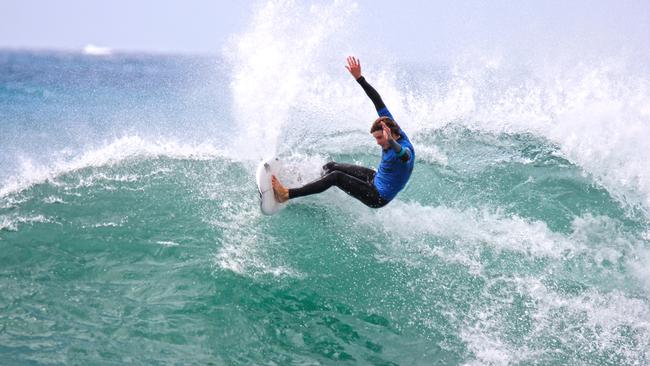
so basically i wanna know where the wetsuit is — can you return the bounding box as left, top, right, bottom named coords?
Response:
left=288, top=76, right=415, bottom=208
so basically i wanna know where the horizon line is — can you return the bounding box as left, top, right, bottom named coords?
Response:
left=0, top=45, right=221, bottom=58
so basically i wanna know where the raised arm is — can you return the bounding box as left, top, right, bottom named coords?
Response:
left=346, top=56, right=392, bottom=118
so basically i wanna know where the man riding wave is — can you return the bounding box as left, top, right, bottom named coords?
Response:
left=272, top=56, right=415, bottom=208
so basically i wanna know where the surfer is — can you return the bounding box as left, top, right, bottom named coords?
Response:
left=272, top=56, right=415, bottom=208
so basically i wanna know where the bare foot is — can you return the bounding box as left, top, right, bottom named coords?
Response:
left=271, top=175, right=289, bottom=203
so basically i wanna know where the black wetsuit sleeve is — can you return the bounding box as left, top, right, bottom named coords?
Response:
left=356, top=76, right=386, bottom=112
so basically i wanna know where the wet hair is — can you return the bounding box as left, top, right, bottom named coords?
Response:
left=370, top=116, right=400, bottom=136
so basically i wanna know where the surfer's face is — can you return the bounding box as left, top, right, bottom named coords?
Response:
left=372, top=130, right=390, bottom=149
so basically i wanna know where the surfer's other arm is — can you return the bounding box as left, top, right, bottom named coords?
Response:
left=383, top=122, right=411, bottom=162
left=373, top=119, right=412, bottom=163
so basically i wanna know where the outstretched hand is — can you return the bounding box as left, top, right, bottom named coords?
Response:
left=345, top=56, right=362, bottom=79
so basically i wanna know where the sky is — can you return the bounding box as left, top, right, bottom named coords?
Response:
left=1, top=0, right=649, bottom=61
left=0, top=1, right=254, bottom=54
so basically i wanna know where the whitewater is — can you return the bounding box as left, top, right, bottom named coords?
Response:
left=1, top=1, right=650, bottom=365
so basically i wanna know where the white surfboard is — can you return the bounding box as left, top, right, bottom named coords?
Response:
left=256, top=157, right=285, bottom=215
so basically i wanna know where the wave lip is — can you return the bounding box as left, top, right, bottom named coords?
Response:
left=0, top=136, right=227, bottom=199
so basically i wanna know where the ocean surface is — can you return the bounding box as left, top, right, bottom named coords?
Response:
left=2, top=4, right=650, bottom=365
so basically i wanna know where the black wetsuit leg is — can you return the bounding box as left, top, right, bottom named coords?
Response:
left=288, top=170, right=388, bottom=208
left=322, top=162, right=376, bottom=182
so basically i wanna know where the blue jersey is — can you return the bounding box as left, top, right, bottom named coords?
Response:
left=373, top=107, right=415, bottom=201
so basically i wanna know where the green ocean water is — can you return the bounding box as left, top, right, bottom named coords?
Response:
left=2, top=125, right=649, bottom=364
